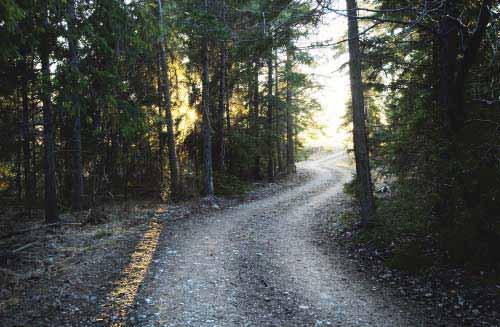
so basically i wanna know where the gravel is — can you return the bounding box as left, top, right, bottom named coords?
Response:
left=133, top=152, right=444, bottom=326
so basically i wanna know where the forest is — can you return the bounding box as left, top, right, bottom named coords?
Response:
left=1, top=0, right=500, bottom=326
left=0, top=0, right=322, bottom=216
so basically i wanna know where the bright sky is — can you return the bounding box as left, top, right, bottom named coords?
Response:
left=299, top=9, right=350, bottom=149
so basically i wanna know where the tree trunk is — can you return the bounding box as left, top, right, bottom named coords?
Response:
left=123, top=141, right=129, bottom=201
left=157, top=0, right=180, bottom=199
left=67, top=0, right=84, bottom=211
left=266, top=54, right=275, bottom=182
left=225, top=88, right=231, bottom=130
left=201, top=0, right=214, bottom=196
left=15, top=137, right=22, bottom=202
left=434, top=0, right=493, bottom=221
left=21, top=58, right=34, bottom=214
left=157, top=52, right=165, bottom=190
left=214, top=0, right=227, bottom=172
left=216, top=34, right=227, bottom=172
left=346, top=0, right=376, bottom=225
left=30, top=91, right=38, bottom=201
left=274, top=50, right=283, bottom=173
left=251, top=60, right=262, bottom=180
left=437, top=4, right=460, bottom=134
left=285, top=45, right=295, bottom=174
left=108, top=130, right=119, bottom=190
left=41, top=4, right=59, bottom=223
left=438, top=0, right=492, bottom=134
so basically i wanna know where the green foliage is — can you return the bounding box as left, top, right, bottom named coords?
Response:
left=346, top=0, right=500, bottom=267
left=0, top=0, right=323, bottom=214
left=0, top=0, right=24, bottom=33
left=375, top=196, right=428, bottom=238
left=214, top=172, right=251, bottom=197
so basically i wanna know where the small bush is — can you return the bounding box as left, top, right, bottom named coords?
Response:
left=214, top=172, right=251, bottom=197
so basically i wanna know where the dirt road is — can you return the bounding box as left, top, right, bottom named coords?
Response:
left=133, top=152, right=433, bottom=326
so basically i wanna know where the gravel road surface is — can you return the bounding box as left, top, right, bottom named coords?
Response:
left=134, top=152, right=436, bottom=327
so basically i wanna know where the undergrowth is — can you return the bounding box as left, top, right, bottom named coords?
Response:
left=341, top=178, right=500, bottom=273
left=214, top=172, right=252, bottom=197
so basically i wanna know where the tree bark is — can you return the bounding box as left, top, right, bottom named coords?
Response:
left=438, top=0, right=493, bottom=133
left=157, top=52, right=165, bottom=190
left=266, top=54, right=275, bottom=182
left=30, top=91, right=38, bottom=200
left=285, top=45, right=295, bottom=174
left=15, top=137, right=22, bottom=202
left=434, top=0, right=493, bottom=221
left=251, top=60, right=262, bottom=180
left=21, top=58, right=34, bottom=213
left=225, top=87, right=231, bottom=130
left=157, top=0, right=180, bottom=199
left=346, top=0, right=376, bottom=225
left=275, top=50, right=283, bottom=173
left=41, top=3, right=59, bottom=223
left=437, top=2, right=460, bottom=134
left=67, top=0, right=84, bottom=211
left=216, top=11, right=227, bottom=172
left=201, top=0, right=214, bottom=196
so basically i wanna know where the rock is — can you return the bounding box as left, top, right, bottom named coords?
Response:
left=457, top=295, right=465, bottom=306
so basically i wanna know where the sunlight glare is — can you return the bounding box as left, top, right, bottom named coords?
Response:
left=299, top=11, right=350, bottom=150
left=96, top=213, right=164, bottom=326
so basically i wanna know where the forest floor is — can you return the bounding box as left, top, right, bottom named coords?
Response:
left=1, top=152, right=498, bottom=326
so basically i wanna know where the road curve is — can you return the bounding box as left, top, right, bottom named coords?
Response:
left=134, top=152, right=432, bottom=327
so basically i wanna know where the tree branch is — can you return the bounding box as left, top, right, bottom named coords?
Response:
left=456, top=0, right=494, bottom=85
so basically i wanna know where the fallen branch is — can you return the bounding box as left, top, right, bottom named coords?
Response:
left=12, top=242, right=37, bottom=254
left=0, top=242, right=39, bottom=263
